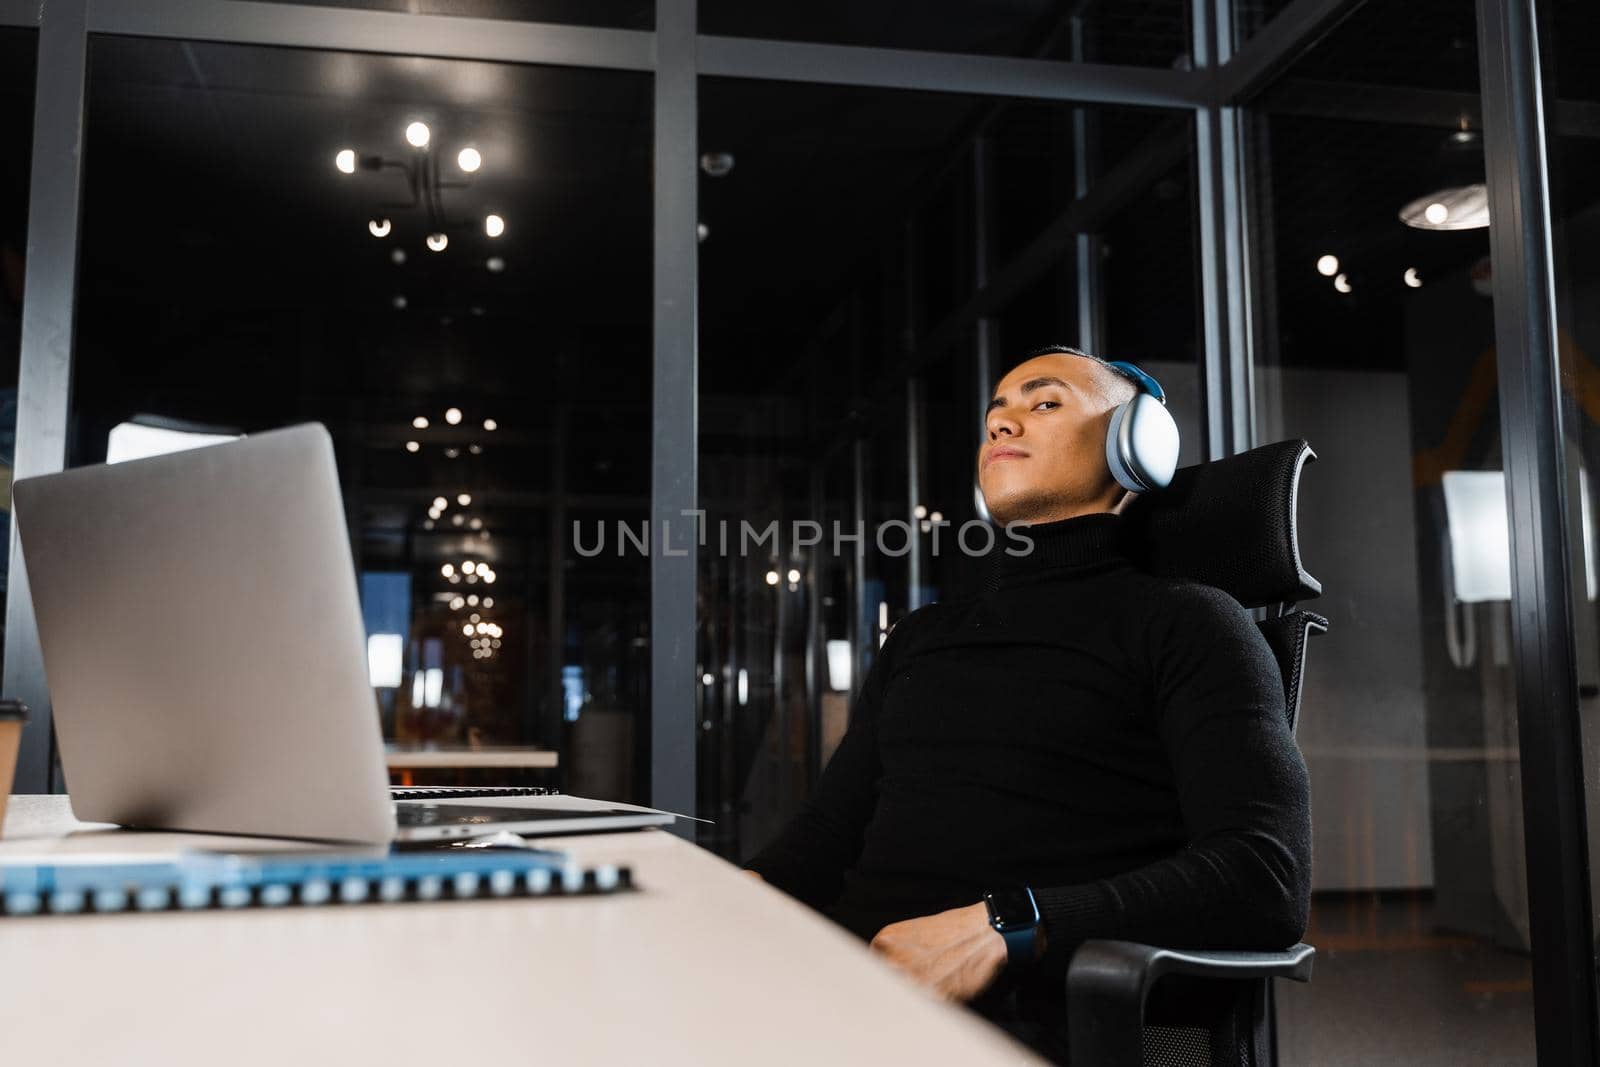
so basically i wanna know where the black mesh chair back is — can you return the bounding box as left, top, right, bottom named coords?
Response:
left=1068, top=439, right=1325, bottom=1067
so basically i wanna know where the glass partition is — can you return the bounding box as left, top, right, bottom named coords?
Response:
left=700, top=0, right=1189, bottom=67
left=232, top=1, right=653, bottom=28
left=697, top=75, right=1199, bottom=857
left=1251, top=1, right=1535, bottom=1059
left=73, top=35, right=652, bottom=796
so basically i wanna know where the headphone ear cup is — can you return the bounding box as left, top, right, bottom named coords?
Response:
left=1106, top=393, right=1180, bottom=492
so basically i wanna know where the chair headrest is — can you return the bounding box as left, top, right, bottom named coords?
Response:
left=1121, top=439, right=1321, bottom=608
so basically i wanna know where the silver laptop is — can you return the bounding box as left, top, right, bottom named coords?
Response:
left=11, top=423, right=673, bottom=844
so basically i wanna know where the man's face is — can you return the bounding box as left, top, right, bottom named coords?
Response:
left=977, top=354, right=1131, bottom=527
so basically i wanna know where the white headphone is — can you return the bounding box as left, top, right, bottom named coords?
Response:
left=1102, top=360, right=1180, bottom=493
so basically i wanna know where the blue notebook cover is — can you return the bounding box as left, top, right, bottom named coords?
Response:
left=0, top=848, right=631, bottom=916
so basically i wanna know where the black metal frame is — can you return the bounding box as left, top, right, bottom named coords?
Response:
left=3, top=0, right=1595, bottom=1053
left=1474, top=0, right=1600, bottom=1060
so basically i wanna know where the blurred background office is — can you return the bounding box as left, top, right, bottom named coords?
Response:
left=4, top=0, right=1600, bottom=1062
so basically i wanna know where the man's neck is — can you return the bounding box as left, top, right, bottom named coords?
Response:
left=1001, top=494, right=1128, bottom=528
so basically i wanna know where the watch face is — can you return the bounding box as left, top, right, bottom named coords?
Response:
left=985, top=888, right=1038, bottom=930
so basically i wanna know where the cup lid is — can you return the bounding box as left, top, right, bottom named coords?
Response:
left=0, top=700, right=29, bottom=722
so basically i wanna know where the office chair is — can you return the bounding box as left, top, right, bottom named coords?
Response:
left=1066, top=438, right=1325, bottom=1067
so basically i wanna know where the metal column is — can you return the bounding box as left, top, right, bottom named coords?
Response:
left=650, top=0, right=698, bottom=823
left=1193, top=0, right=1255, bottom=459
left=6, top=0, right=88, bottom=792
left=1070, top=15, right=1106, bottom=357
left=1475, top=0, right=1600, bottom=1059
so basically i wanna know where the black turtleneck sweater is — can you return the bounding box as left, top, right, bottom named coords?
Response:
left=745, top=512, right=1311, bottom=982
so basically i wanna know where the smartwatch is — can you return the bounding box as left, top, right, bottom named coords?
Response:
left=983, top=886, right=1041, bottom=966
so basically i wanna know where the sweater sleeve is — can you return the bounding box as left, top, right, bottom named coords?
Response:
left=742, top=613, right=910, bottom=909
left=1031, top=584, right=1312, bottom=971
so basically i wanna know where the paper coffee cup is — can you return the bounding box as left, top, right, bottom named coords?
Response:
left=0, top=700, right=28, bottom=837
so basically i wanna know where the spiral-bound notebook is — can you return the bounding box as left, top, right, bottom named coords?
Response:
left=0, top=848, right=632, bottom=916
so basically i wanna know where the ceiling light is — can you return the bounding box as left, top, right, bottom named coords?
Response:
left=445, top=407, right=462, bottom=425
left=913, top=504, right=927, bottom=519
left=1400, top=183, right=1490, bottom=231
left=786, top=568, right=801, bottom=583
left=485, top=214, right=505, bottom=238
left=697, top=223, right=709, bottom=243
left=483, top=597, right=494, bottom=608
left=391, top=248, right=407, bottom=265
left=700, top=151, right=735, bottom=177
left=392, top=295, right=407, bottom=310
left=457, top=147, right=482, bottom=172
left=462, top=624, right=473, bottom=637
left=1404, top=267, right=1423, bottom=288
left=405, top=121, right=431, bottom=148
left=451, top=596, right=465, bottom=610
left=440, top=563, right=455, bottom=578
left=457, top=493, right=471, bottom=506
left=1334, top=273, right=1353, bottom=294
left=463, top=560, right=477, bottom=574
left=335, top=149, right=356, bottom=174
left=469, top=518, right=482, bottom=530
left=452, top=513, right=465, bottom=527
left=467, top=594, right=479, bottom=606
left=426, top=233, right=448, bottom=252
left=468, top=443, right=482, bottom=455
left=1316, top=254, right=1339, bottom=277
left=486, top=257, right=505, bottom=273
left=483, top=418, right=497, bottom=431
left=482, top=571, right=496, bottom=584
left=432, top=496, right=447, bottom=510
left=368, top=218, right=392, bottom=238
left=423, top=520, right=434, bottom=530
left=765, top=570, right=779, bottom=586
left=405, top=441, right=420, bottom=453
left=414, top=416, right=430, bottom=430
left=444, top=447, right=460, bottom=459
left=929, top=511, right=943, bottom=523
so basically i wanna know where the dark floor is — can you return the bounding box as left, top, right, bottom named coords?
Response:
left=1276, top=892, right=1536, bottom=1065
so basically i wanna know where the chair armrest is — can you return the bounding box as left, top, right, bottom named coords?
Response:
left=1066, top=941, right=1314, bottom=1066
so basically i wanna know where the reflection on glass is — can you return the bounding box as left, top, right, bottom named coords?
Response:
left=1252, top=3, right=1534, bottom=1058
left=697, top=76, right=1197, bottom=858
left=74, top=37, right=651, bottom=796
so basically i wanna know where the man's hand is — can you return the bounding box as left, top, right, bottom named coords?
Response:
left=869, top=902, right=1008, bottom=1003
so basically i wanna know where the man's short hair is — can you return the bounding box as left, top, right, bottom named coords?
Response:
left=1019, top=344, right=1139, bottom=405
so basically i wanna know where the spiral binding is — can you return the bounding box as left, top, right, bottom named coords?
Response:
left=0, top=852, right=630, bottom=917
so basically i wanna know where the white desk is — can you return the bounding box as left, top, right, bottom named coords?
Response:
left=0, top=796, right=1038, bottom=1065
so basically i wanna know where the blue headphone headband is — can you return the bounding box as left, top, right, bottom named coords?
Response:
left=1105, top=360, right=1166, bottom=405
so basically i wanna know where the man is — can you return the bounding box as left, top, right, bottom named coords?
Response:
left=744, top=347, right=1311, bottom=1062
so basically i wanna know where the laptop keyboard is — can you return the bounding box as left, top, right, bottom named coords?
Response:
left=391, top=786, right=561, bottom=801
